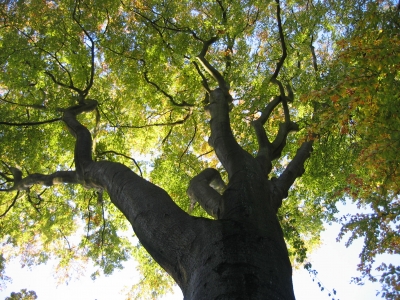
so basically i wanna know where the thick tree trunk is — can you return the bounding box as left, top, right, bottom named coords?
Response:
left=80, top=158, right=294, bottom=299
left=181, top=219, right=294, bottom=299
left=7, top=86, right=312, bottom=298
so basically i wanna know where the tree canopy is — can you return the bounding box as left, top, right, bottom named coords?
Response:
left=0, top=0, right=399, bottom=298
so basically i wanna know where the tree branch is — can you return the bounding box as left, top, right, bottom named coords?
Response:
left=60, top=99, right=195, bottom=287
left=196, top=37, right=230, bottom=93
left=116, top=111, right=192, bottom=129
left=251, top=1, right=300, bottom=169
left=273, top=140, right=313, bottom=200
left=0, top=191, right=20, bottom=218
left=0, top=91, right=47, bottom=110
left=97, top=150, right=143, bottom=177
left=61, top=99, right=98, bottom=178
left=72, top=0, right=95, bottom=98
left=179, top=121, right=197, bottom=166
left=310, top=35, right=318, bottom=72
left=271, top=0, right=287, bottom=82
left=0, top=118, right=61, bottom=126
left=192, top=60, right=211, bottom=93
left=207, top=88, right=250, bottom=177
left=187, top=168, right=226, bottom=218
left=3, top=169, right=79, bottom=192
left=143, top=70, right=193, bottom=107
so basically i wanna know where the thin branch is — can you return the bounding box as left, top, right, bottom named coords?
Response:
left=72, top=0, right=95, bottom=97
left=162, top=127, right=173, bottom=144
left=86, top=193, right=94, bottom=241
left=97, top=150, right=143, bottom=177
left=0, top=91, right=47, bottom=110
left=44, top=71, right=83, bottom=95
left=196, top=149, right=214, bottom=159
left=271, top=0, right=287, bottom=81
left=58, top=229, right=72, bottom=251
left=117, top=111, right=191, bottom=129
left=100, top=198, right=106, bottom=263
left=192, top=60, right=211, bottom=93
left=27, top=193, right=41, bottom=214
left=143, top=71, right=193, bottom=107
left=0, top=118, right=61, bottom=126
left=0, top=191, right=20, bottom=218
left=179, top=121, right=197, bottom=166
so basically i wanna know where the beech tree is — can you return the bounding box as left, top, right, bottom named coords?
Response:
left=0, top=0, right=399, bottom=299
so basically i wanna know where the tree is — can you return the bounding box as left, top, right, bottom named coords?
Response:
left=5, top=289, right=37, bottom=300
left=0, top=0, right=398, bottom=299
left=303, top=2, right=400, bottom=297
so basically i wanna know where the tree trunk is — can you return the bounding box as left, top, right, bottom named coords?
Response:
left=83, top=160, right=295, bottom=299
left=6, top=80, right=313, bottom=299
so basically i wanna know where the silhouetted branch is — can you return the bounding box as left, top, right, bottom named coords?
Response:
left=192, top=60, right=211, bottom=93
left=116, top=111, right=192, bottom=129
left=310, top=35, right=318, bottom=71
left=143, top=71, right=193, bottom=107
left=72, top=0, right=95, bottom=97
left=97, top=150, right=143, bottom=177
left=0, top=91, right=47, bottom=110
left=271, top=0, right=287, bottom=81
left=0, top=118, right=61, bottom=126
left=179, top=121, right=197, bottom=166
left=0, top=191, right=20, bottom=218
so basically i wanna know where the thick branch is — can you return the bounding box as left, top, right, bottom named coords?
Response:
left=252, top=94, right=299, bottom=167
left=252, top=1, right=300, bottom=168
left=196, top=37, right=230, bottom=93
left=207, top=88, right=251, bottom=177
left=61, top=100, right=97, bottom=178
left=60, top=100, right=195, bottom=287
left=273, top=140, right=313, bottom=199
left=310, top=35, right=318, bottom=72
left=270, top=121, right=299, bottom=160
left=187, top=168, right=226, bottom=218
left=0, top=168, right=79, bottom=192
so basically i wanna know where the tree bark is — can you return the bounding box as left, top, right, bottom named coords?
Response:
left=60, top=96, right=300, bottom=299
left=3, top=94, right=312, bottom=299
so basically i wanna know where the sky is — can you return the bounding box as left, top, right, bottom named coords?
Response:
left=0, top=203, right=399, bottom=300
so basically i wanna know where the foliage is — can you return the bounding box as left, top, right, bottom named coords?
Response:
left=0, top=0, right=398, bottom=298
left=5, top=289, right=37, bottom=300
left=302, top=1, right=400, bottom=297
left=0, top=254, right=12, bottom=291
